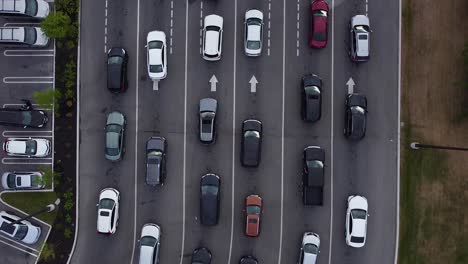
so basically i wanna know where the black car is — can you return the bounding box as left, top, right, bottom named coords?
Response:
left=240, top=256, right=258, bottom=264
left=241, top=119, right=262, bottom=167
left=303, top=146, right=325, bottom=206
left=200, top=173, right=220, bottom=226
left=191, top=247, right=212, bottom=264
left=0, top=107, right=48, bottom=128
left=344, top=93, right=367, bottom=140
left=146, top=137, right=167, bottom=186
left=199, top=98, right=217, bottom=144
left=302, top=74, right=322, bottom=122
left=107, top=47, right=128, bottom=92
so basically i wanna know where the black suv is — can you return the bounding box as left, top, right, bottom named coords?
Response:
left=107, top=47, right=128, bottom=92
left=200, top=173, right=220, bottom=226
left=145, top=137, right=167, bottom=186
left=0, top=107, right=48, bottom=128
left=344, top=94, right=367, bottom=140
left=241, top=119, right=262, bottom=167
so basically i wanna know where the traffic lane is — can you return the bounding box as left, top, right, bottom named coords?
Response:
left=71, top=0, right=137, bottom=262
left=134, top=0, right=186, bottom=262
left=281, top=0, right=333, bottom=262
left=0, top=238, right=37, bottom=264
left=330, top=0, right=399, bottom=263
left=181, top=0, right=236, bottom=262
left=230, top=1, right=285, bottom=262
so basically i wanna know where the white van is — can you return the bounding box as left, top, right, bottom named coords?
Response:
left=0, top=0, right=49, bottom=19
left=0, top=27, right=49, bottom=47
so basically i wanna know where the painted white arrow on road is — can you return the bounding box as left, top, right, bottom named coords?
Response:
left=209, top=75, right=218, bottom=92
left=346, top=77, right=355, bottom=94
left=249, top=75, right=258, bottom=93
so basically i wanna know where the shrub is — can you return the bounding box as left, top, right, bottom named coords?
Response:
left=64, top=228, right=73, bottom=239
left=40, top=12, right=74, bottom=39
left=40, top=243, right=55, bottom=261
left=33, top=89, right=61, bottom=114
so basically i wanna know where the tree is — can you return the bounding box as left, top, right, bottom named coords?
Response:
left=33, top=89, right=61, bottom=113
left=40, top=11, right=74, bottom=39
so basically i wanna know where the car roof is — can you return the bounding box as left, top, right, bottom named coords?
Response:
left=204, top=30, right=220, bottom=56
left=149, top=46, right=162, bottom=65
left=247, top=23, right=261, bottom=41
left=6, top=140, right=27, bottom=153
left=356, top=33, right=369, bottom=57
left=351, top=218, right=367, bottom=237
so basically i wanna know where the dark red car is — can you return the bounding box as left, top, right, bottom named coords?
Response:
left=309, top=0, right=329, bottom=48
left=245, top=195, right=262, bottom=237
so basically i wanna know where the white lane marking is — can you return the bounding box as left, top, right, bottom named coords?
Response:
left=267, top=0, right=271, bottom=56
left=3, top=22, right=39, bottom=26
left=277, top=0, right=286, bottom=263
left=3, top=77, right=54, bottom=84
left=130, top=0, right=141, bottom=262
left=0, top=234, right=40, bottom=253
left=199, top=1, right=203, bottom=54
left=104, top=0, right=108, bottom=53
left=296, top=0, right=300, bottom=56
left=249, top=75, right=258, bottom=93
left=170, top=0, right=174, bottom=54
left=1, top=158, right=53, bottom=165
left=228, top=0, right=237, bottom=262
left=2, top=104, right=50, bottom=110
left=346, top=77, right=355, bottom=94
left=2, top=131, right=53, bottom=137
left=153, top=80, right=159, bottom=91
left=395, top=0, right=402, bottom=262
left=0, top=238, right=38, bottom=257
left=366, top=0, right=369, bottom=16
left=3, top=50, right=54, bottom=57
left=328, top=0, right=335, bottom=263
left=179, top=1, right=189, bottom=264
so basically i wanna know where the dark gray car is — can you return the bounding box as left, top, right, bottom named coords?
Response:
left=200, top=173, right=220, bottom=226
left=302, top=74, right=322, bottom=122
left=241, top=119, right=262, bottom=167
left=191, top=247, right=212, bottom=264
left=105, top=111, right=125, bottom=161
left=199, top=98, right=217, bottom=144
left=344, top=94, right=367, bottom=140
left=146, top=137, right=167, bottom=186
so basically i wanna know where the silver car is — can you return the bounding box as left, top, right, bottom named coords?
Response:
left=349, top=15, right=370, bottom=62
left=199, top=98, right=217, bottom=144
left=0, top=211, right=41, bottom=244
left=298, top=232, right=320, bottom=264
left=105, top=111, right=126, bottom=161
left=1, top=171, right=44, bottom=190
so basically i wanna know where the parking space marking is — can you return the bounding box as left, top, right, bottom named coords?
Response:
left=3, top=49, right=54, bottom=57
left=170, top=0, right=174, bottom=54
left=199, top=1, right=203, bottom=54
left=104, top=0, right=108, bottom=53
left=0, top=234, right=40, bottom=253
left=2, top=130, right=53, bottom=137
left=296, top=0, right=300, bottom=56
left=3, top=77, right=54, bottom=84
left=267, top=0, right=271, bottom=56
left=366, top=0, right=368, bottom=16
left=3, top=22, right=39, bottom=27
left=0, top=238, right=38, bottom=257
left=2, top=104, right=50, bottom=110
left=2, top=158, right=53, bottom=165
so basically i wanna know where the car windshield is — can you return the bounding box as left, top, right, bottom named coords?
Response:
left=351, top=209, right=367, bottom=219
left=148, top=41, right=163, bottom=49
left=313, top=31, right=327, bottom=41
left=21, top=111, right=32, bottom=125
left=106, top=124, right=122, bottom=133
left=23, top=27, right=37, bottom=45
left=108, top=56, right=123, bottom=65
left=307, top=160, right=323, bottom=168
left=304, top=243, right=319, bottom=254
left=14, top=225, right=29, bottom=240
left=313, top=10, right=327, bottom=17
left=247, top=40, right=261, bottom=50
left=246, top=205, right=261, bottom=215
left=147, top=151, right=162, bottom=164
left=201, top=185, right=218, bottom=195
left=25, top=140, right=37, bottom=155
left=99, top=198, right=115, bottom=210
left=351, top=106, right=365, bottom=114
left=305, top=86, right=320, bottom=97
left=245, top=130, right=260, bottom=138
left=7, top=174, right=16, bottom=188
left=355, top=25, right=370, bottom=33
left=25, top=0, right=38, bottom=16
left=351, top=236, right=365, bottom=243
left=150, top=64, right=163, bottom=73
left=140, top=236, right=157, bottom=247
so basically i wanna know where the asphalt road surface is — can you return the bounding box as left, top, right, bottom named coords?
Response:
left=72, top=0, right=399, bottom=263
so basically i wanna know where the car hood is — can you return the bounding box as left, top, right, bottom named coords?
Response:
left=192, top=248, right=212, bottom=263
left=351, top=15, right=370, bottom=27
left=349, top=196, right=368, bottom=210
left=245, top=9, right=263, bottom=20
left=205, top=15, right=223, bottom=28
left=141, top=224, right=160, bottom=239
left=107, top=112, right=125, bottom=125
left=22, top=225, right=41, bottom=244
left=35, top=139, right=49, bottom=156
left=34, top=28, right=49, bottom=46
left=303, top=233, right=320, bottom=246
left=312, top=0, right=329, bottom=11
left=304, top=146, right=324, bottom=161
left=147, top=137, right=165, bottom=151
left=199, top=98, right=217, bottom=112
left=36, top=0, right=50, bottom=18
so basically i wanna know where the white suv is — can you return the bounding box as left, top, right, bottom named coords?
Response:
left=0, top=0, right=50, bottom=19
left=3, top=137, right=51, bottom=157
left=345, top=195, right=369, bottom=247
left=0, top=211, right=41, bottom=244
left=0, top=27, right=49, bottom=47
left=349, top=15, right=370, bottom=62
left=96, top=188, right=120, bottom=234
left=202, top=14, right=223, bottom=61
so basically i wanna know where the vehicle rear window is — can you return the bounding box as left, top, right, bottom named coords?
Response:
left=358, top=35, right=368, bottom=40
left=0, top=222, right=15, bottom=235
left=100, top=211, right=110, bottom=217
left=248, top=218, right=258, bottom=224
left=148, top=41, right=163, bottom=49
left=150, top=64, right=163, bottom=73
left=350, top=236, right=365, bottom=243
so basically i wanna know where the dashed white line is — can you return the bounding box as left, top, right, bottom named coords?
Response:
left=199, top=1, right=204, bottom=54
left=296, top=0, right=300, bottom=56
left=104, top=0, right=108, bottom=53
left=267, top=0, right=271, bottom=56
left=170, top=0, right=174, bottom=54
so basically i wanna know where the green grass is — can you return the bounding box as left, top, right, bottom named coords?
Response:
left=1, top=192, right=58, bottom=225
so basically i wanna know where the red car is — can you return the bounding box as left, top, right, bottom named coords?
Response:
left=309, top=0, right=329, bottom=48
left=245, top=195, right=262, bottom=237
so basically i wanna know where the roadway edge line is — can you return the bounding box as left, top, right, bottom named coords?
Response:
left=328, top=0, right=335, bottom=263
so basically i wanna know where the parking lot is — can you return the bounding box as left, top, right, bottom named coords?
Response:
left=0, top=11, right=55, bottom=264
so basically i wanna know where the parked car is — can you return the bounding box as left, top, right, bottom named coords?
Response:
left=107, top=47, right=128, bottom=92
left=349, top=15, right=370, bottom=62
left=0, top=107, right=48, bottom=128
left=146, top=30, right=167, bottom=80
left=199, top=98, right=217, bottom=144
left=302, top=74, right=322, bottom=122
left=244, top=9, right=263, bottom=56
left=245, top=194, right=262, bottom=237
left=344, top=93, right=367, bottom=140
left=105, top=111, right=126, bottom=161
left=96, top=188, right=120, bottom=234
left=302, top=146, right=324, bottom=206
left=0, top=0, right=50, bottom=19
left=1, top=171, right=44, bottom=190
left=239, top=256, right=258, bottom=264
left=191, top=247, right=212, bottom=264
left=200, top=173, right=220, bottom=226
left=146, top=137, right=167, bottom=186
left=0, top=211, right=41, bottom=244
left=202, top=14, right=223, bottom=61
left=309, top=0, right=328, bottom=48
left=241, top=119, right=262, bottom=167
left=345, top=195, right=369, bottom=248
left=298, top=232, right=320, bottom=264
left=0, top=27, right=49, bottom=47
left=3, top=137, right=50, bottom=157
left=138, top=223, right=161, bottom=264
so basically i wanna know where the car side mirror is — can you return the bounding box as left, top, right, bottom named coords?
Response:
left=144, top=44, right=148, bottom=48
left=96, top=204, right=99, bottom=207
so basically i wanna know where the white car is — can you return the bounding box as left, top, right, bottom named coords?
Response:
left=244, top=9, right=263, bottom=56
left=138, top=223, right=161, bottom=264
left=0, top=27, right=49, bottom=47
left=3, top=137, right=50, bottom=157
left=345, top=195, right=369, bottom=247
left=0, top=0, right=50, bottom=19
left=349, top=15, right=370, bottom=62
left=298, top=232, right=320, bottom=264
left=1, top=171, right=44, bottom=190
left=0, top=211, right=41, bottom=244
left=202, top=14, right=223, bottom=61
left=146, top=31, right=167, bottom=80
left=96, top=188, right=120, bottom=234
